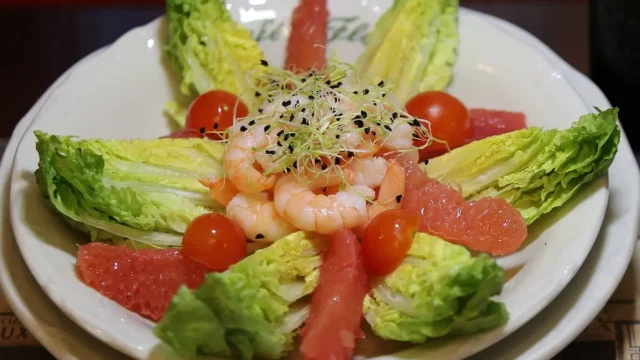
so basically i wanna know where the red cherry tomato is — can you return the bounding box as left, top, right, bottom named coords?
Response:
left=186, top=90, right=249, bottom=140
left=405, top=91, right=471, bottom=160
left=362, top=209, right=420, bottom=276
left=160, top=129, right=205, bottom=139
left=182, top=213, right=247, bottom=271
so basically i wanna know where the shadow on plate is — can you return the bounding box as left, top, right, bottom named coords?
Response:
left=18, top=170, right=88, bottom=259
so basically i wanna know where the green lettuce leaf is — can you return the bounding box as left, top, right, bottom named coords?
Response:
left=165, top=0, right=266, bottom=109
left=356, top=0, right=459, bottom=103
left=164, top=101, right=188, bottom=130
left=423, top=108, right=621, bottom=224
left=34, top=131, right=225, bottom=246
left=154, top=287, right=231, bottom=358
left=155, top=232, right=325, bottom=359
left=363, top=233, right=508, bottom=343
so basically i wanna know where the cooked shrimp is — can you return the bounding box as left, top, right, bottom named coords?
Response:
left=226, top=192, right=297, bottom=243
left=199, top=177, right=239, bottom=206
left=383, top=122, right=415, bottom=151
left=353, top=159, right=406, bottom=236
left=273, top=170, right=370, bottom=234
left=255, top=125, right=286, bottom=174
left=345, top=157, right=389, bottom=188
left=377, top=121, right=420, bottom=163
left=224, top=119, right=277, bottom=194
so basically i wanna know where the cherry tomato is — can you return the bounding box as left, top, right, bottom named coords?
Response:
left=405, top=91, right=471, bottom=160
left=160, top=129, right=205, bottom=139
left=362, top=209, right=420, bottom=276
left=182, top=213, right=247, bottom=271
left=186, top=90, right=249, bottom=140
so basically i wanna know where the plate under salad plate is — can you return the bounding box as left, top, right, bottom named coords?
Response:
left=2, top=2, right=638, bottom=360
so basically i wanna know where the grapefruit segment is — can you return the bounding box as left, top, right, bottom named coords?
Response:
left=299, top=229, right=369, bottom=360
left=401, top=161, right=527, bottom=256
left=469, top=109, right=527, bottom=141
left=76, top=243, right=211, bottom=321
left=285, top=0, right=328, bottom=72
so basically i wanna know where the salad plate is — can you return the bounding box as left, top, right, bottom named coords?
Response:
left=4, top=1, right=629, bottom=360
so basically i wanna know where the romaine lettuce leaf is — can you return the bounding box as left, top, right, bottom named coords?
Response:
left=424, top=108, right=621, bottom=224
left=156, top=232, right=325, bottom=359
left=165, top=0, right=266, bottom=109
left=356, top=0, right=459, bottom=103
left=34, top=131, right=225, bottom=246
left=363, top=233, right=508, bottom=343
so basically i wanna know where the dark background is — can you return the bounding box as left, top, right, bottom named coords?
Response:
left=0, top=0, right=590, bottom=138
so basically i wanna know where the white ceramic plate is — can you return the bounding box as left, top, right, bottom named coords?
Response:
left=5, top=2, right=623, bottom=359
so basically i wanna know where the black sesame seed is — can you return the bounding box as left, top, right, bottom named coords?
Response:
left=264, top=125, right=271, bottom=132
left=321, top=163, right=328, bottom=170
left=255, top=233, right=265, bottom=239
left=290, top=133, right=296, bottom=138
left=265, top=150, right=276, bottom=155
left=353, top=114, right=362, bottom=120
left=412, top=134, right=421, bottom=140
left=315, top=159, right=322, bottom=164
left=284, top=134, right=290, bottom=141
left=213, top=123, right=219, bottom=129
left=308, top=95, right=315, bottom=100
left=392, top=112, right=398, bottom=119
left=199, top=127, right=206, bottom=134
left=378, top=80, right=385, bottom=87
left=412, top=119, right=421, bottom=127
left=258, top=108, right=264, bottom=114
left=395, top=194, right=403, bottom=203
left=360, top=110, right=368, bottom=118
left=278, top=140, right=283, bottom=147
left=255, top=91, right=261, bottom=97
left=240, top=125, right=247, bottom=132
left=277, top=130, right=285, bottom=137
left=336, top=134, right=341, bottom=139
left=283, top=167, right=291, bottom=173
left=282, top=100, right=292, bottom=107
left=354, top=119, right=365, bottom=128
left=260, top=59, right=269, bottom=66
left=290, top=114, right=295, bottom=122
left=423, top=159, right=430, bottom=165
left=248, top=120, right=256, bottom=126
left=353, top=91, right=359, bottom=95
left=347, top=151, right=354, bottom=158
left=301, top=119, right=309, bottom=126
left=288, top=144, right=294, bottom=153
left=301, top=108, right=306, bottom=113
left=302, top=78, right=307, bottom=83
left=325, top=80, right=331, bottom=86
left=292, top=160, right=299, bottom=169
left=364, top=127, right=371, bottom=134
left=279, top=114, right=284, bottom=119
left=383, top=124, right=392, bottom=131
left=336, top=82, right=342, bottom=87
left=363, top=89, right=370, bottom=95
left=334, top=157, right=341, bottom=165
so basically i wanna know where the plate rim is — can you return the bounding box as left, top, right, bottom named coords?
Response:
left=1, top=7, right=636, bottom=360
